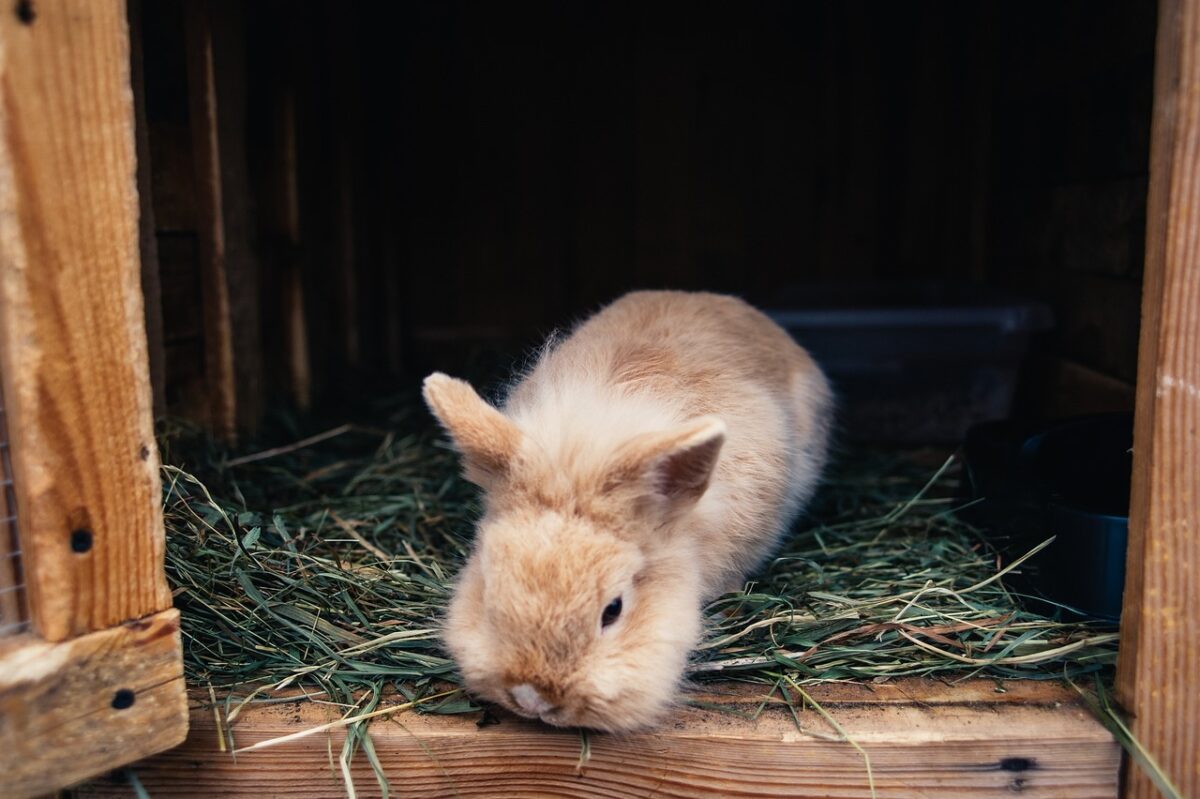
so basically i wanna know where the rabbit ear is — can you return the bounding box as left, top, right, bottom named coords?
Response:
left=606, top=416, right=726, bottom=513
left=423, top=373, right=523, bottom=487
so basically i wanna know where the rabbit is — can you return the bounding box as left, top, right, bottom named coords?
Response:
left=422, top=290, right=832, bottom=731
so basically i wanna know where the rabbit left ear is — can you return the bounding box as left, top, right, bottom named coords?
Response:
left=422, top=372, right=523, bottom=488
left=605, top=416, right=726, bottom=513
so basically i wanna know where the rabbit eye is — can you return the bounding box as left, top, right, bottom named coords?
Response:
left=601, top=596, right=623, bottom=628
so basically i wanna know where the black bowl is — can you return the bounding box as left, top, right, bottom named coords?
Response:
left=961, top=413, right=1131, bottom=622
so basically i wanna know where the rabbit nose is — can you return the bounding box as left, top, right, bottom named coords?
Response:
left=510, top=683, right=556, bottom=716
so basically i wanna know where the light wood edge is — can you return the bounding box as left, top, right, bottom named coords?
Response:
left=0, top=0, right=171, bottom=639
left=208, top=0, right=265, bottom=434
left=0, top=608, right=187, bottom=799
left=276, top=90, right=312, bottom=411
left=185, top=0, right=238, bottom=444
left=77, top=679, right=1119, bottom=799
left=1117, top=0, right=1200, bottom=796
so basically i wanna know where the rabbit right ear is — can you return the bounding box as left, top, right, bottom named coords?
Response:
left=423, top=373, right=523, bottom=487
left=604, top=416, right=726, bottom=518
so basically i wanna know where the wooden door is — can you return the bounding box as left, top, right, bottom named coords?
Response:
left=0, top=2, right=188, bottom=796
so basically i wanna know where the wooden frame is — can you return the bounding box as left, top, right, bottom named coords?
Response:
left=1116, top=0, right=1200, bottom=796
left=0, top=2, right=186, bottom=796
left=0, top=0, right=1194, bottom=796
left=65, top=4, right=1200, bottom=798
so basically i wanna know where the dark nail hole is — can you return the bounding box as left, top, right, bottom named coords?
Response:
left=15, top=0, right=34, bottom=25
left=139, top=444, right=151, bottom=461
left=70, top=528, right=93, bottom=553
left=111, top=688, right=136, bottom=710
left=1000, top=757, right=1037, bottom=772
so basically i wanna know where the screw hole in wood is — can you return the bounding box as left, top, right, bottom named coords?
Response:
left=111, top=689, right=136, bottom=710
left=70, top=528, right=93, bottom=553
left=14, top=0, right=34, bottom=25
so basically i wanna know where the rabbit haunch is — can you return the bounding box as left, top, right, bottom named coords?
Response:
left=423, top=290, right=832, bottom=731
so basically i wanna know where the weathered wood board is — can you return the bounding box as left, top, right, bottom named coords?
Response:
left=0, top=0, right=171, bottom=641
left=0, top=608, right=188, bottom=799
left=79, top=680, right=1119, bottom=798
left=1117, top=0, right=1200, bottom=796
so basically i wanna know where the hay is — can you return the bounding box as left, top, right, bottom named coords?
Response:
left=162, top=398, right=1119, bottom=725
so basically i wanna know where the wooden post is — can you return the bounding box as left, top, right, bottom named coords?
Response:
left=207, top=0, right=265, bottom=435
left=0, top=2, right=187, bottom=793
left=330, top=4, right=361, bottom=374
left=0, top=0, right=172, bottom=641
left=1116, top=0, right=1200, bottom=796
left=185, top=0, right=237, bottom=443
left=275, top=89, right=312, bottom=411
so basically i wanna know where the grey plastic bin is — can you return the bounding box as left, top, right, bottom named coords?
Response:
left=762, top=283, right=1053, bottom=443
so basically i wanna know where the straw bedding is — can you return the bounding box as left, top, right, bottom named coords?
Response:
left=162, top=395, right=1118, bottom=722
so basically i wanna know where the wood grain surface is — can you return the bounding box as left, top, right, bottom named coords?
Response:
left=79, top=680, right=1118, bottom=799
left=0, top=0, right=171, bottom=640
left=0, top=608, right=188, bottom=798
left=184, top=0, right=237, bottom=443
left=1116, top=0, right=1200, bottom=796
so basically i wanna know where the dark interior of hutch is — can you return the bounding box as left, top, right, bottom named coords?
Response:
left=137, top=0, right=1154, bottom=443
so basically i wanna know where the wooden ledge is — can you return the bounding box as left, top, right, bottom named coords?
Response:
left=0, top=609, right=188, bottom=798
left=78, top=678, right=1117, bottom=798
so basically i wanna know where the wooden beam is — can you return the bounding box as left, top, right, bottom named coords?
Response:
left=185, top=0, right=237, bottom=443
left=0, top=609, right=187, bottom=799
left=0, top=0, right=172, bottom=640
left=330, top=4, right=361, bottom=373
left=207, top=0, right=265, bottom=435
left=127, top=0, right=168, bottom=420
left=276, top=90, right=312, bottom=411
left=1116, top=0, right=1200, bottom=795
left=78, top=680, right=1118, bottom=798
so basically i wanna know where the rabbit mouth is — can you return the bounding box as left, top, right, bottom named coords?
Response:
left=507, top=704, right=572, bottom=727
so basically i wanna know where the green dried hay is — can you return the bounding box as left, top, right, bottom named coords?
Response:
left=161, top=402, right=1119, bottom=724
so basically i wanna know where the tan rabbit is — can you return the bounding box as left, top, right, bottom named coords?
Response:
left=423, top=290, right=832, bottom=731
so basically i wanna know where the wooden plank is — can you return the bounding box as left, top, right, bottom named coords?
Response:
left=127, top=0, right=168, bottom=419
left=184, top=0, right=237, bottom=443
left=272, top=86, right=312, bottom=412
left=568, top=4, right=636, bottom=309
left=0, top=608, right=187, bottom=798
left=1116, top=0, right=1200, bottom=795
left=79, top=680, right=1118, bottom=798
left=204, top=0, right=263, bottom=434
left=0, top=0, right=172, bottom=640
left=967, top=3, right=996, bottom=282
left=633, top=12, right=697, bottom=288
left=331, top=5, right=361, bottom=373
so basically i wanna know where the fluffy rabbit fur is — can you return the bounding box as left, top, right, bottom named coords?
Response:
left=423, top=290, right=832, bottom=731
